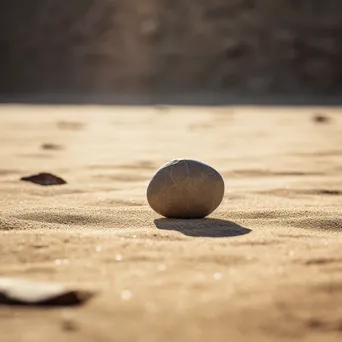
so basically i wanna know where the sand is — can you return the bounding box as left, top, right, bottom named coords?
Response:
left=0, top=105, right=341, bottom=342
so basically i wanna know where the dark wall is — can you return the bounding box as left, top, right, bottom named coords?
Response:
left=1, top=0, right=341, bottom=96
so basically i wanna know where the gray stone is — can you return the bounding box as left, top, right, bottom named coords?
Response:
left=147, top=159, right=225, bottom=219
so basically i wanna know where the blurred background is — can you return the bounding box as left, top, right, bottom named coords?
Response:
left=0, top=0, right=341, bottom=104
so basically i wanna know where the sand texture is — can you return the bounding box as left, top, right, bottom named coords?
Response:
left=0, top=105, right=342, bottom=342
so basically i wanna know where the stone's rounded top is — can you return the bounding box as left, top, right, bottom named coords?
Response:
left=157, top=158, right=181, bottom=170
left=147, top=159, right=225, bottom=219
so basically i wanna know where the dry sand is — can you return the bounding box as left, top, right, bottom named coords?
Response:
left=0, top=105, right=342, bottom=342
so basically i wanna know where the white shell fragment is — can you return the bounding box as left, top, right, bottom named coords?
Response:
left=0, top=277, right=94, bottom=306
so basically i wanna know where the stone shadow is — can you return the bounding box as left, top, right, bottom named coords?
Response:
left=154, top=218, right=251, bottom=238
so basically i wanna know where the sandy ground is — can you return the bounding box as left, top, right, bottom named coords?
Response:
left=0, top=105, right=342, bottom=342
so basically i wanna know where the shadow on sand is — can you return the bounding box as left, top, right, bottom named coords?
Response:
left=154, top=218, right=251, bottom=238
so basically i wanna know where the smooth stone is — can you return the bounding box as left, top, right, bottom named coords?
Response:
left=147, top=159, right=225, bottom=219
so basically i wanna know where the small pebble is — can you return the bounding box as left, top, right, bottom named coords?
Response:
left=41, top=143, right=63, bottom=151
left=61, top=318, right=78, bottom=332
left=313, top=114, right=330, bottom=123
left=20, top=172, right=66, bottom=186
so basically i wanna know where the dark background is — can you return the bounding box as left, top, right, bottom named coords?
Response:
left=0, top=0, right=341, bottom=104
